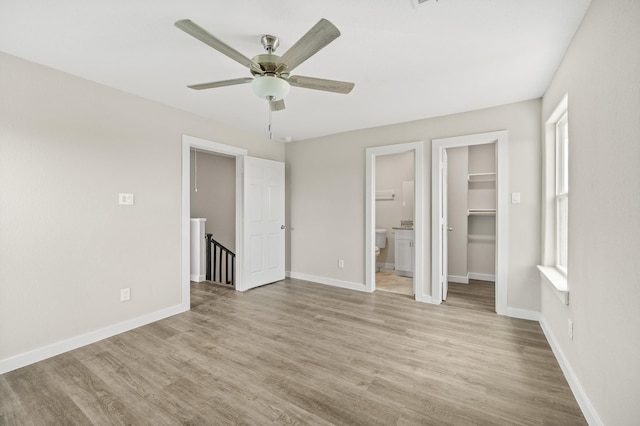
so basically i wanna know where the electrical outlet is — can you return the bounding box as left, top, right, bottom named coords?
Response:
left=338, top=259, right=345, bottom=269
left=120, top=288, right=130, bottom=302
left=568, top=319, right=573, bottom=340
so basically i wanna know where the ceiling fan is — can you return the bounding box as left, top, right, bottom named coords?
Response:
left=174, top=18, right=355, bottom=113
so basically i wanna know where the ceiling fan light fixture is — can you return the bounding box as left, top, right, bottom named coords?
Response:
left=252, top=75, right=290, bottom=101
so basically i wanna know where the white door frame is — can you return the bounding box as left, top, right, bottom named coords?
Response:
left=181, top=135, right=248, bottom=310
left=365, top=141, right=424, bottom=300
left=431, top=130, right=508, bottom=315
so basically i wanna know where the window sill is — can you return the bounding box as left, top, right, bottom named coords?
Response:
left=537, top=265, right=569, bottom=305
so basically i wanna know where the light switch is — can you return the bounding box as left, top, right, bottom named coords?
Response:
left=511, top=192, right=521, bottom=204
left=119, top=193, right=134, bottom=205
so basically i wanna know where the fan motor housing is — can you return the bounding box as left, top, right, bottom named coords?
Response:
left=251, top=53, right=286, bottom=77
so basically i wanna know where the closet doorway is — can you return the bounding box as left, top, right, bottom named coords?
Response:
left=431, top=131, right=509, bottom=315
left=444, top=144, right=497, bottom=311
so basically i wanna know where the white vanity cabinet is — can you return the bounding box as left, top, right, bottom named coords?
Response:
left=395, top=229, right=414, bottom=278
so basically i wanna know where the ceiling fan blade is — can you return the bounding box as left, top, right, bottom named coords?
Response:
left=269, top=99, right=286, bottom=112
left=276, top=19, right=341, bottom=73
left=187, top=77, right=253, bottom=90
left=175, top=19, right=263, bottom=73
left=288, top=75, right=354, bottom=94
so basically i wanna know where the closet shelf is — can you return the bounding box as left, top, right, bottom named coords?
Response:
left=467, top=209, right=496, bottom=216
left=468, top=234, right=496, bottom=242
left=467, top=172, right=496, bottom=182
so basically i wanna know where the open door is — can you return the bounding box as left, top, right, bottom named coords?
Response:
left=241, top=156, right=285, bottom=291
left=440, top=150, right=449, bottom=301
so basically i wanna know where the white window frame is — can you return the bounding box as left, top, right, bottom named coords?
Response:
left=555, top=111, right=569, bottom=275
left=538, top=94, right=569, bottom=304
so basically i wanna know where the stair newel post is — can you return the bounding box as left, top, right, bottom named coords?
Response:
left=205, top=233, right=212, bottom=281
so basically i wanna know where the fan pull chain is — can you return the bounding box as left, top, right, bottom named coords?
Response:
left=194, top=149, right=198, bottom=192
left=268, top=96, right=273, bottom=140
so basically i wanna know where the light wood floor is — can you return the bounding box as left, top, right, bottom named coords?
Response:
left=1, top=278, right=585, bottom=425
left=445, top=279, right=496, bottom=312
left=375, top=270, right=413, bottom=296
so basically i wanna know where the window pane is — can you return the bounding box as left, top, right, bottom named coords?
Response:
left=557, top=196, right=568, bottom=270
left=556, top=114, right=569, bottom=194
left=562, top=123, right=569, bottom=192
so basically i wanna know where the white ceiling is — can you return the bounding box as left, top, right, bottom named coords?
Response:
left=0, top=0, right=591, bottom=142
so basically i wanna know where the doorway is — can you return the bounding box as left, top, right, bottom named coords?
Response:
left=190, top=148, right=236, bottom=286
left=181, top=136, right=247, bottom=310
left=365, top=142, right=424, bottom=300
left=374, top=151, right=415, bottom=297
left=445, top=143, right=497, bottom=311
left=431, top=131, right=508, bottom=315
left=181, top=135, right=286, bottom=309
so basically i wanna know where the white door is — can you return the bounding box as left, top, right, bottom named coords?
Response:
left=440, top=150, right=449, bottom=301
left=241, top=156, right=285, bottom=290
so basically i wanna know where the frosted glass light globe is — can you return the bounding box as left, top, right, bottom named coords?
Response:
left=252, top=75, right=290, bottom=101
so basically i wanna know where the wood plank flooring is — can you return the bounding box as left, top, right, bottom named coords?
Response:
left=445, top=279, right=496, bottom=313
left=1, top=278, right=586, bottom=425
left=375, top=270, right=413, bottom=296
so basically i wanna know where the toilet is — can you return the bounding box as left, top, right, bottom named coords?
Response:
left=375, top=229, right=387, bottom=257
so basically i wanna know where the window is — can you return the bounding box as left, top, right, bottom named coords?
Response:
left=555, top=111, right=569, bottom=274
left=538, top=95, right=569, bottom=304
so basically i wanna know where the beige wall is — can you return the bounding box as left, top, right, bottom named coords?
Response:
left=190, top=150, right=236, bottom=251
left=540, top=0, right=640, bottom=423
left=286, top=98, right=541, bottom=311
left=0, top=52, right=283, bottom=363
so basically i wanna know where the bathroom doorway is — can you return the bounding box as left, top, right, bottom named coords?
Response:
left=365, top=142, right=425, bottom=301
left=374, top=151, right=415, bottom=297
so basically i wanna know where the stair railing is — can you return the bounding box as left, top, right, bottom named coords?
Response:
left=205, top=233, right=235, bottom=286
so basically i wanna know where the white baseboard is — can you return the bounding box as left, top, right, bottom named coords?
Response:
left=376, top=262, right=395, bottom=271
left=468, top=272, right=495, bottom=282
left=287, top=271, right=367, bottom=292
left=415, top=292, right=432, bottom=304
left=0, top=303, right=188, bottom=375
left=539, top=317, right=603, bottom=426
left=506, top=307, right=540, bottom=321
left=448, top=274, right=469, bottom=284
left=190, top=274, right=206, bottom=282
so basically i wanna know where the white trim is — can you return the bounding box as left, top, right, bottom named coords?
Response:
left=542, top=94, right=569, bottom=267
left=468, top=272, right=496, bottom=282
left=539, top=318, right=604, bottom=426
left=365, top=142, right=424, bottom=302
left=0, top=304, right=186, bottom=375
left=506, top=308, right=540, bottom=322
left=288, top=271, right=366, bottom=292
left=431, top=130, right=509, bottom=315
left=287, top=270, right=432, bottom=303
left=448, top=274, right=469, bottom=284
left=417, top=292, right=431, bottom=303
left=376, top=262, right=395, bottom=271
left=537, top=265, right=569, bottom=305
left=181, top=135, right=248, bottom=303
left=190, top=274, right=206, bottom=282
